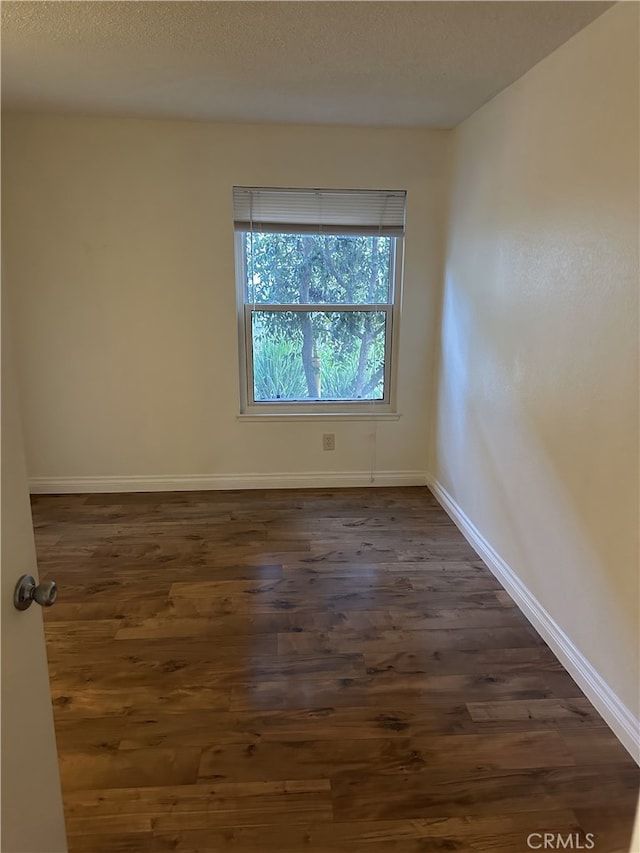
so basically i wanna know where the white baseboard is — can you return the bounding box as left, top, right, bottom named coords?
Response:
left=428, top=475, right=640, bottom=764
left=29, top=470, right=428, bottom=494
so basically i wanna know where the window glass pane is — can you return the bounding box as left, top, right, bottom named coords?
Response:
left=251, top=310, right=387, bottom=402
left=244, top=233, right=392, bottom=305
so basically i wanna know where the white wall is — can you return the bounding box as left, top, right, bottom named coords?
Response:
left=1, top=119, right=450, bottom=488
left=432, top=2, right=639, bottom=729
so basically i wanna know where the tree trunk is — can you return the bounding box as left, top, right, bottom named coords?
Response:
left=298, top=237, right=319, bottom=398
left=353, top=316, right=373, bottom=398
left=352, top=237, right=379, bottom=397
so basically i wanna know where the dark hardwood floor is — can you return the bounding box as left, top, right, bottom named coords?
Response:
left=32, top=487, right=639, bottom=853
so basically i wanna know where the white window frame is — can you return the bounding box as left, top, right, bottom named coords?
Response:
left=234, top=201, right=405, bottom=418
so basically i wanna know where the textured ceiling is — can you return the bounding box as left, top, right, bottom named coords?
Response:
left=1, top=1, right=613, bottom=128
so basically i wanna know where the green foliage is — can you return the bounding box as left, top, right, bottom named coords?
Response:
left=245, top=233, right=391, bottom=304
left=244, top=232, right=391, bottom=401
left=318, top=346, right=362, bottom=400
left=253, top=334, right=306, bottom=402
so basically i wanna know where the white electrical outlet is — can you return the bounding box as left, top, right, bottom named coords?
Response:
left=322, top=433, right=336, bottom=451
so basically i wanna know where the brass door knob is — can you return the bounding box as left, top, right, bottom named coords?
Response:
left=13, top=575, right=58, bottom=611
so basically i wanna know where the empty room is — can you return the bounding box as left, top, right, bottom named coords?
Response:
left=1, top=2, right=639, bottom=852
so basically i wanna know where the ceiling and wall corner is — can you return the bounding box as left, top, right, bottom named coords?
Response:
left=1, top=1, right=613, bottom=128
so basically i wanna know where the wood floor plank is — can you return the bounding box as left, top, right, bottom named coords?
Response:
left=144, top=812, right=583, bottom=853
left=364, top=644, right=565, bottom=675
left=466, top=697, right=608, bottom=727
left=331, top=764, right=639, bottom=821
left=58, top=747, right=202, bottom=791
left=198, top=731, right=574, bottom=784
left=64, top=779, right=333, bottom=830
left=276, top=625, right=544, bottom=656
left=111, top=611, right=343, bottom=640
left=33, top=486, right=638, bottom=853
left=560, top=729, right=639, bottom=766
left=49, top=650, right=364, bottom=691
left=63, top=815, right=153, bottom=838
left=50, top=684, right=231, bottom=716
left=230, top=669, right=553, bottom=712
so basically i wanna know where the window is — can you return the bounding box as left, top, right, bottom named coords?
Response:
left=233, top=187, right=406, bottom=414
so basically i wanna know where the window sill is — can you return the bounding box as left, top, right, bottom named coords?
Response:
left=237, top=412, right=402, bottom=423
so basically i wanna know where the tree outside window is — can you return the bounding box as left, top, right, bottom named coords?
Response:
left=233, top=187, right=405, bottom=414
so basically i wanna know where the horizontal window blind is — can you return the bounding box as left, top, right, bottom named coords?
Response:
left=233, top=187, right=406, bottom=237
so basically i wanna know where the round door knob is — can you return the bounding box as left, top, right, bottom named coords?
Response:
left=13, top=575, right=58, bottom=611
left=33, top=580, right=57, bottom=607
